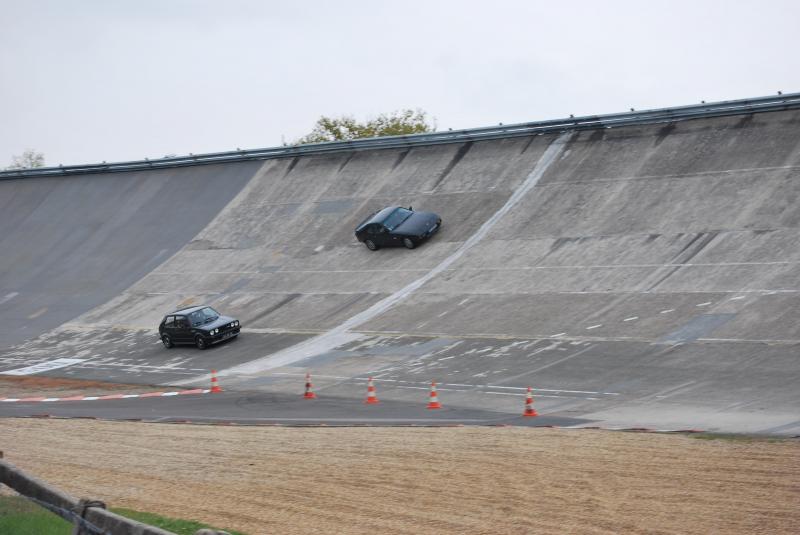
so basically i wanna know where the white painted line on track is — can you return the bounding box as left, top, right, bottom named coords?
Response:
left=696, top=302, right=712, bottom=307
left=623, top=316, right=638, bottom=322
left=552, top=332, right=566, bottom=337
left=484, top=385, right=619, bottom=395
left=27, top=307, right=48, bottom=319
left=0, top=292, right=19, bottom=306
left=2, top=358, right=87, bottom=376
left=484, top=391, right=596, bottom=399
left=322, top=369, right=621, bottom=397
left=586, top=324, right=602, bottom=330
left=272, top=372, right=351, bottom=380
left=730, top=295, right=746, bottom=300
left=660, top=309, right=674, bottom=314
left=73, top=362, right=209, bottom=372
left=0, top=389, right=212, bottom=404
left=185, top=367, right=622, bottom=399
left=160, top=259, right=800, bottom=276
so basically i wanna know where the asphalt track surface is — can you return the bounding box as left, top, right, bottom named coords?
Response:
left=2, top=108, right=800, bottom=434
left=0, top=390, right=589, bottom=428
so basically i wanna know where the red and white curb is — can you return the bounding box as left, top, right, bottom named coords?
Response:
left=0, top=388, right=210, bottom=403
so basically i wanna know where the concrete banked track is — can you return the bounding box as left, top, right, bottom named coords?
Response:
left=1, top=101, right=799, bottom=434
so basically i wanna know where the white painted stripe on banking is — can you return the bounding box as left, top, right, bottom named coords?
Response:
left=188, top=133, right=572, bottom=381
left=0, top=292, right=19, bottom=306
left=1, top=358, right=86, bottom=376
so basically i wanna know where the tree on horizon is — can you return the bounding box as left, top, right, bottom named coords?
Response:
left=296, top=109, right=434, bottom=144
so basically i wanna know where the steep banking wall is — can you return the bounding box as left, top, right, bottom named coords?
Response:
left=76, top=136, right=555, bottom=330
left=370, top=110, right=800, bottom=343
left=66, top=110, right=800, bottom=370
left=0, top=162, right=261, bottom=348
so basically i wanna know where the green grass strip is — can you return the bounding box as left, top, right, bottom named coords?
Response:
left=112, top=507, right=247, bottom=535
left=0, top=495, right=247, bottom=535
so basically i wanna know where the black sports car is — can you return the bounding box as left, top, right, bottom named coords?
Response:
left=354, top=206, right=441, bottom=250
left=158, top=305, right=240, bottom=349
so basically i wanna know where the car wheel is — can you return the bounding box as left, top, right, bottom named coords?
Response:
left=195, top=335, right=207, bottom=350
left=365, top=239, right=379, bottom=251
left=161, top=334, right=173, bottom=348
left=403, top=237, right=416, bottom=249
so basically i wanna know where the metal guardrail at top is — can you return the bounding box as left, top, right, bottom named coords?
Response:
left=2, top=92, right=799, bottom=180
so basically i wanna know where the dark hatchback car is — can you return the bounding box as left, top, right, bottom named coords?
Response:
left=355, top=206, right=441, bottom=251
left=159, top=305, right=240, bottom=349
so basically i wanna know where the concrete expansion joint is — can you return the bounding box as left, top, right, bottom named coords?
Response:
left=3, top=414, right=715, bottom=435
left=452, top=261, right=800, bottom=269
left=541, top=163, right=800, bottom=185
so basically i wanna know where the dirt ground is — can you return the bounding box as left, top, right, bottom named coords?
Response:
left=1, top=419, right=798, bottom=535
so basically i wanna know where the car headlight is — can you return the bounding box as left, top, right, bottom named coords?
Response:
left=211, top=329, right=218, bottom=335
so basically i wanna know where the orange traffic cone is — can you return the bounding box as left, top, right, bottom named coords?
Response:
left=210, top=370, right=222, bottom=393
left=303, top=373, right=317, bottom=399
left=364, top=377, right=379, bottom=404
left=523, top=386, right=538, bottom=417
left=427, top=381, right=442, bottom=409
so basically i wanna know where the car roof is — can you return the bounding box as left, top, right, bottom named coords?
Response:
left=167, top=305, right=208, bottom=315
left=357, top=206, right=404, bottom=229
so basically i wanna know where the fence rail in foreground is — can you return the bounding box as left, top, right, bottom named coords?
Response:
left=0, top=453, right=227, bottom=535
left=1, top=92, right=798, bottom=180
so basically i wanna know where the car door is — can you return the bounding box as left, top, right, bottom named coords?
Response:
left=173, top=315, right=191, bottom=343
left=385, top=224, right=402, bottom=247
left=162, top=315, right=179, bottom=342
left=365, top=224, right=384, bottom=246
left=373, top=224, right=395, bottom=246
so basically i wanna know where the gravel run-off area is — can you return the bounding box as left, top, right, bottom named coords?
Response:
left=1, top=418, right=798, bottom=535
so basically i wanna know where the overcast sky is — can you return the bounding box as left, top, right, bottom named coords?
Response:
left=2, top=0, right=799, bottom=166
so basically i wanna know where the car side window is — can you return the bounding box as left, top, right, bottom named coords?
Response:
left=164, top=316, right=175, bottom=327
left=175, top=316, right=188, bottom=329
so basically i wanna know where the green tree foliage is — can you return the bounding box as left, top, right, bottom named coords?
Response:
left=7, top=149, right=45, bottom=169
left=296, top=109, right=434, bottom=144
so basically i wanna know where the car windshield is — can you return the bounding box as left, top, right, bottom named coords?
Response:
left=188, top=306, right=219, bottom=326
left=382, top=208, right=412, bottom=231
